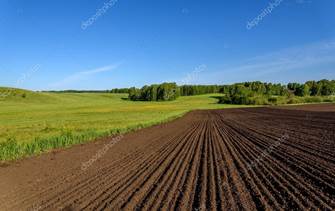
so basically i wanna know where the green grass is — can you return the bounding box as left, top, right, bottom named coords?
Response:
left=0, top=89, right=250, bottom=160
left=219, top=93, right=335, bottom=106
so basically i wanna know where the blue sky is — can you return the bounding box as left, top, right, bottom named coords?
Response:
left=0, top=0, right=334, bottom=90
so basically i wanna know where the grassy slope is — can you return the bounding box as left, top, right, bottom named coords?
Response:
left=0, top=90, right=250, bottom=160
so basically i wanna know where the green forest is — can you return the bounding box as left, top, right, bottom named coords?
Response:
left=128, top=83, right=180, bottom=101
left=127, top=80, right=335, bottom=105
left=219, top=80, right=335, bottom=105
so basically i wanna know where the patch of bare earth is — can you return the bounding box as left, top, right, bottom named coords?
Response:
left=0, top=105, right=334, bottom=210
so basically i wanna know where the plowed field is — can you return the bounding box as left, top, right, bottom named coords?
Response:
left=1, top=104, right=334, bottom=210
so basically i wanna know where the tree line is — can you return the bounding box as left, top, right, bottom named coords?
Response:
left=219, top=80, right=335, bottom=105
left=288, top=80, right=335, bottom=96
left=46, top=79, right=335, bottom=104
left=45, top=88, right=130, bottom=94
left=128, top=83, right=180, bottom=101
left=179, top=85, right=221, bottom=96
left=109, top=88, right=130, bottom=93
left=127, top=79, right=334, bottom=103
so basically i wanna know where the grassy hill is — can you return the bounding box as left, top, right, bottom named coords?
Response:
left=1, top=87, right=34, bottom=100
left=0, top=87, right=57, bottom=103
left=0, top=89, right=250, bottom=160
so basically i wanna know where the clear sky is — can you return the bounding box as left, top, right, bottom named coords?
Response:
left=0, top=0, right=334, bottom=90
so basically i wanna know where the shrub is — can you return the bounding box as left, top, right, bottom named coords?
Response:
left=219, top=95, right=232, bottom=104
left=252, top=96, right=269, bottom=105
left=128, top=87, right=141, bottom=101
left=287, top=97, right=304, bottom=104
left=323, top=97, right=335, bottom=102
left=268, top=97, right=277, bottom=104
left=128, top=83, right=180, bottom=101
left=303, top=96, right=322, bottom=103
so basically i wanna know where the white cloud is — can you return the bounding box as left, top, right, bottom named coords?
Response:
left=80, top=64, right=119, bottom=75
left=206, top=40, right=335, bottom=83
left=49, top=63, right=121, bottom=89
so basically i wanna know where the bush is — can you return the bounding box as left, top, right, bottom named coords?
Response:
left=234, top=94, right=250, bottom=104
left=251, top=96, right=269, bottom=105
left=268, top=97, right=277, bottom=104
left=323, top=97, right=335, bottom=102
left=287, top=97, right=304, bottom=104
left=157, top=83, right=180, bottom=101
left=303, top=96, right=322, bottom=103
left=219, top=95, right=232, bottom=104
left=128, top=83, right=180, bottom=101
left=128, top=87, right=141, bottom=101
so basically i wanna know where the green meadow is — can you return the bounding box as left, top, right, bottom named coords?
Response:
left=0, top=89, right=249, bottom=160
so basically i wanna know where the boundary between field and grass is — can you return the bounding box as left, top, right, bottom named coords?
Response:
left=1, top=102, right=333, bottom=162
left=1, top=91, right=333, bottom=162
left=0, top=111, right=188, bottom=161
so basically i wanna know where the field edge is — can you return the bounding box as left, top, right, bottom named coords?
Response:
left=0, top=110, right=189, bottom=162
